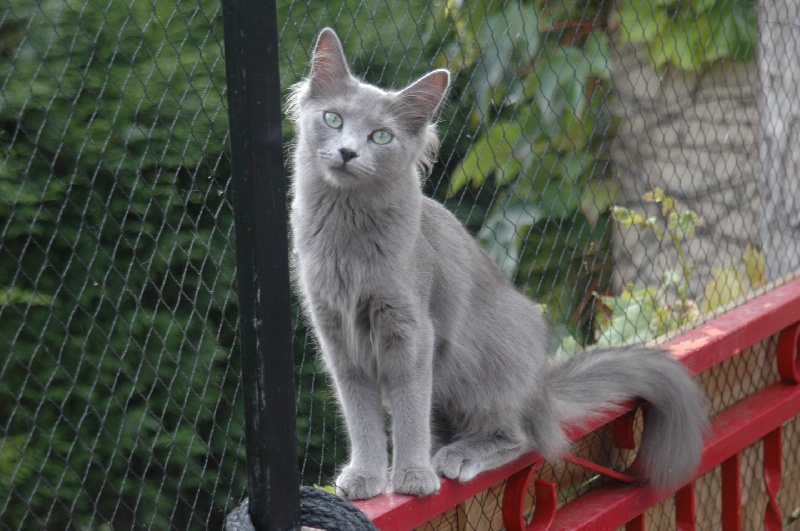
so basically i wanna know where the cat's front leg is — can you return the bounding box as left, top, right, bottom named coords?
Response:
left=379, top=313, right=440, bottom=497
left=313, top=309, right=389, bottom=500
left=332, top=374, right=388, bottom=500
left=330, top=365, right=389, bottom=499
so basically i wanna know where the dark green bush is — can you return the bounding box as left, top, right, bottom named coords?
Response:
left=0, top=0, right=243, bottom=527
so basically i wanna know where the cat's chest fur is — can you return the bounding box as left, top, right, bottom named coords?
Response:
left=292, top=184, right=421, bottom=309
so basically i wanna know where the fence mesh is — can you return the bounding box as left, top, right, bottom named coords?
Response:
left=1, top=0, right=243, bottom=528
left=2, top=0, right=799, bottom=529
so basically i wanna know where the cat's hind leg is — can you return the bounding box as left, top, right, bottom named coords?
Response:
left=432, top=434, right=529, bottom=483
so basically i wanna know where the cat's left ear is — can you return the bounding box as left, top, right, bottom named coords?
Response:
left=309, top=28, right=351, bottom=95
left=393, top=69, right=450, bottom=131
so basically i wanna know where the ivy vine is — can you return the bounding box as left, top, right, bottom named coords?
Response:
left=614, top=0, right=757, bottom=70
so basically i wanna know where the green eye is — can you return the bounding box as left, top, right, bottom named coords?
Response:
left=323, top=112, right=343, bottom=129
left=371, top=129, right=392, bottom=145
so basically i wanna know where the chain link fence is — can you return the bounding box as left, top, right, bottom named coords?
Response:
left=2, top=0, right=799, bottom=529
left=1, top=0, right=242, bottom=527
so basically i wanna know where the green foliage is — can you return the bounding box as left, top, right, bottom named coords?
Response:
left=597, top=189, right=702, bottom=345
left=704, top=244, right=765, bottom=312
left=596, top=190, right=765, bottom=346
left=1, top=0, right=244, bottom=527
left=614, top=0, right=757, bottom=70
left=313, top=484, right=338, bottom=495
left=440, top=0, right=618, bottom=344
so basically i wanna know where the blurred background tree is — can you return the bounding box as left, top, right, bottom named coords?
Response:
left=1, top=0, right=241, bottom=527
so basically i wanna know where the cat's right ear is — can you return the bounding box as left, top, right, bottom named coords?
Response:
left=309, top=28, right=351, bottom=95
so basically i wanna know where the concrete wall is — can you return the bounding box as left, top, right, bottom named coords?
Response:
left=609, top=41, right=762, bottom=299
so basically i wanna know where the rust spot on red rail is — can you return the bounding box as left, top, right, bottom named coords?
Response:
left=669, top=325, right=727, bottom=356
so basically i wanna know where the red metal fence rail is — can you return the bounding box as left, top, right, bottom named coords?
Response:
left=354, top=276, right=800, bottom=530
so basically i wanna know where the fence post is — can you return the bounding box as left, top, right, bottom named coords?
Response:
left=220, top=0, right=301, bottom=529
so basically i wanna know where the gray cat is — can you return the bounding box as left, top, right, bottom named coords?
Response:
left=288, top=28, right=708, bottom=501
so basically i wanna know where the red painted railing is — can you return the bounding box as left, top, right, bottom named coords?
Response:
left=354, top=276, right=800, bottom=530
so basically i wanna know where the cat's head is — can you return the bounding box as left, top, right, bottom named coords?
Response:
left=289, top=28, right=450, bottom=189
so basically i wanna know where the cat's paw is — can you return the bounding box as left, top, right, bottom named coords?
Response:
left=392, top=465, right=440, bottom=497
left=432, top=445, right=481, bottom=482
left=335, top=466, right=387, bottom=500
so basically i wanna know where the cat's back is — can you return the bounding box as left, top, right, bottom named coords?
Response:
left=419, top=195, right=549, bottom=337
left=418, top=195, right=522, bottom=331
left=420, top=197, right=508, bottom=286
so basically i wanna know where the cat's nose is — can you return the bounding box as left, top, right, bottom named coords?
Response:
left=339, top=148, right=358, bottom=164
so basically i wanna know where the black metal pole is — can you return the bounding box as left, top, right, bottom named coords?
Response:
left=220, top=0, right=300, bottom=529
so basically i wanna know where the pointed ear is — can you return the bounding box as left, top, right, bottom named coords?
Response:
left=309, top=28, right=351, bottom=95
left=392, top=69, right=450, bottom=131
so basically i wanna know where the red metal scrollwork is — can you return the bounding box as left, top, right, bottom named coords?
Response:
left=675, top=483, right=696, bottom=531
left=777, top=321, right=800, bottom=384
left=501, top=439, right=640, bottom=531
left=502, top=460, right=557, bottom=531
left=612, top=407, right=639, bottom=450
left=763, top=428, right=782, bottom=531
left=721, top=454, right=741, bottom=531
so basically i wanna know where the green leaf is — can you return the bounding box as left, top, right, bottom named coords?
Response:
left=584, top=31, right=613, bottom=81
left=704, top=0, right=757, bottom=63
left=0, top=288, right=55, bottom=307
left=539, top=178, right=580, bottom=219
left=643, top=187, right=676, bottom=215
left=559, top=151, right=596, bottom=182
left=478, top=198, right=546, bottom=278
left=535, top=47, right=590, bottom=123
left=730, top=2, right=757, bottom=61
left=580, top=180, right=618, bottom=225
left=692, top=0, right=717, bottom=11
left=313, top=484, right=338, bottom=495
left=449, top=121, right=523, bottom=195
left=743, top=245, right=766, bottom=288
left=595, top=285, right=658, bottom=347
left=612, top=206, right=648, bottom=228
left=671, top=14, right=708, bottom=70
left=703, top=266, right=750, bottom=312
left=617, top=0, right=669, bottom=45
left=617, top=0, right=756, bottom=70
left=535, top=55, right=564, bottom=124
left=668, top=211, right=700, bottom=238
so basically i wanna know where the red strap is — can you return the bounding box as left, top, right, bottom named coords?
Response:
left=561, top=453, right=637, bottom=484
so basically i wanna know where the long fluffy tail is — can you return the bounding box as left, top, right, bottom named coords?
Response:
left=546, top=347, right=708, bottom=491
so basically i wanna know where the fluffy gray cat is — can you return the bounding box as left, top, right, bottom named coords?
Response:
left=289, top=28, right=707, bottom=500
